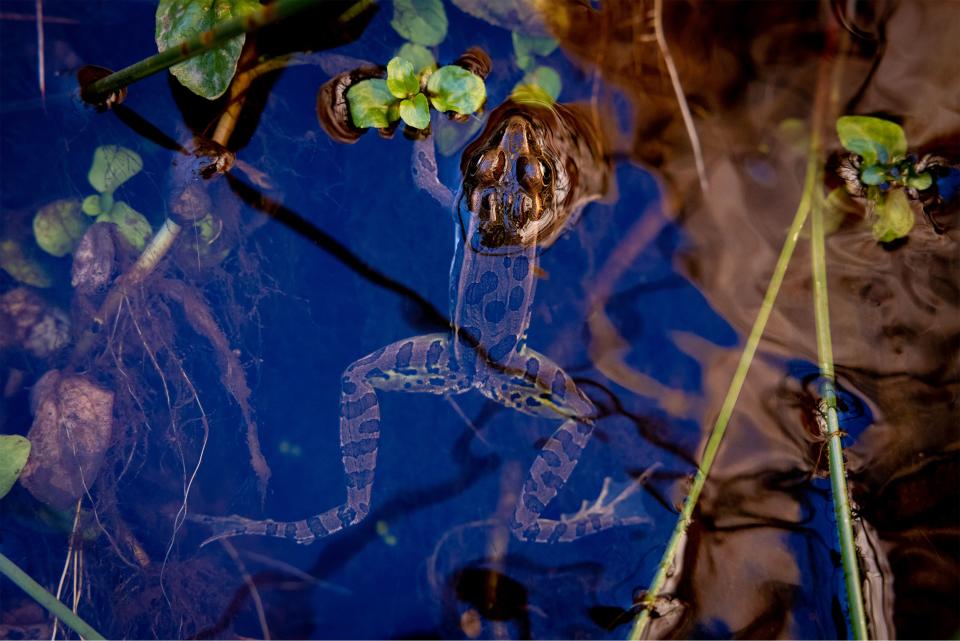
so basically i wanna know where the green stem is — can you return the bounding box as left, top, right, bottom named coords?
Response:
left=628, top=145, right=819, bottom=640
left=810, top=178, right=870, bottom=639
left=0, top=552, right=105, bottom=640
left=81, top=0, right=329, bottom=104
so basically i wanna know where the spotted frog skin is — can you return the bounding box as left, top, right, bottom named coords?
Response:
left=198, top=101, right=646, bottom=545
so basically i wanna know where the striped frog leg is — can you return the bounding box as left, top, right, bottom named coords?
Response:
left=194, top=333, right=470, bottom=545
left=482, top=348, right=650, bottom=543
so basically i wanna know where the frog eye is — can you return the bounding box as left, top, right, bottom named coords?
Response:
left=517, top=155, right=544, bottom=190
left=539, top=160, right=552, bottom=186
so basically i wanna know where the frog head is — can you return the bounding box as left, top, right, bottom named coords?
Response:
left=460, top=100, right=596, bottom=253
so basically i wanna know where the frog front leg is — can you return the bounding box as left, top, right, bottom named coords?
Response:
left=486, top=349, right=649, bottom=543
left=193, top=333, right=470, bottom=544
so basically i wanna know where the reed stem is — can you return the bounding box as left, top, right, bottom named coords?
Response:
left=628, top=167, right=815, bottom=639
left=0, top=552, right=105, bottom=640
left=810, top=178, right=870, bottom=640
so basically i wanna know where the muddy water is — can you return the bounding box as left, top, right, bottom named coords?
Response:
left=553, top=0, right=958, bottom=637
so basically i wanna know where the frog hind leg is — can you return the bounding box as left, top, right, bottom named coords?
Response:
left=193, top=333, right=470, bottom=545
left=492, top=351, right=648, bottom=542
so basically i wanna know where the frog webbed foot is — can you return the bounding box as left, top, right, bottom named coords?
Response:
left=510, top=417, right=652, bottom=543
left=560, top=475, right=651, bottom=528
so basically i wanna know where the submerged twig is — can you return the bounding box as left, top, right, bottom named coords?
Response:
left=220, top=540, right=271, bottom=640
left=0, top=552, right=105, bottom=640
left=810, top=180, right=869, bottom=639
left=35, top=0, right=45, bottom=105
left=652, top=0, right=708, bottom=195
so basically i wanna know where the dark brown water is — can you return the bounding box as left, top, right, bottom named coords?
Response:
left=554, top=0, right=959, bottom=637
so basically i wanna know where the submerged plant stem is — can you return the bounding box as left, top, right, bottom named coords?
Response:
left=0, top=552, right=105, bottom=640
left=810, top=180, right=869, bottom=640
left=81, top=0, right=324, bottom=105
left=628, top=148, right=816, bottom=639
left=628, top=55, right=840, bottom=636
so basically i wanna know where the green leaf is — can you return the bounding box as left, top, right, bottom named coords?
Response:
left=836, top=115, right=907, bottom=166
left=872, top=188, right=915, bottom=243
left=908, top=171, right=932, bottom=191
left=427, top=65, right=486, bottom=114
left=512, top=31, right=558, bottom=70
left=391, top=0, right=447, bottom=46
left=88, top=146, right=143, bottom=194
left=0, top=435, right=31, bottom=499
left=386, top=56, right=420, bottom=99
left=399, top=93, right=431, bottom=129
left=860, top=164, right=887, bottom=186
left=156, top=0, right=262, bottom=99
left=33, top=199, right=88, bottom=257
left=512, top=65, right=561, bottom=104
left=99, top=201, right=153, bottom=251
left=397, top=43, right=436, bottom=74
left=0, top=240, right=52, bottom=288
left=82, top=195, right=104, bottom=217
left=347, top=79, right=400, bottom=129
left=510, top=83, right=554, bottom=106
left=822, top=187, right=860, bottom=235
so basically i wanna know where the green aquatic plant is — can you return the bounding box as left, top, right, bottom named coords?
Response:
left=347, top=56, right=486, bottom=130
left=81, top=0, right=336, bottom=106
left=836, top=115, right=934, bottom=242
left=0, top=434, right=30, bottom=499
left=810, top=181, right=869, bottom=640
left=29, top=146, right=150, bottom=257
left=390, top=0, right=448, bottom=46
left=156, top=0, right=263, bottom=99
left=631, top=65, right=870, bottom=641
left=0, top=552, right=104, bottom=640
left=508, top=31, right=562, bottom=106
left=32, top=199, right=88, bottom=258
left=0, top=240, right=53, bottom=287
left=511, top=65, right=562, bottom=106
left=511, top=32, right=558, bottom=71
left=79, top=146, right=153, bottom=251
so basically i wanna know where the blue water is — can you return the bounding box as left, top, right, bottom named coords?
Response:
left=1, top=1, right=905, bottom=639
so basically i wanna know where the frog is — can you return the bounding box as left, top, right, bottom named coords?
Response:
left=195, top=100, right=648, bottom=545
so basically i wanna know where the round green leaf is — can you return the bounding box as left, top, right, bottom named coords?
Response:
left=88, top=145, right=143, bottom=194
left=872, top=188, right=914, bottom=243
left=387, top=56, right=420, bottom=99
left=512, top=65, right=561, bottom=104
left=347, top=79, right=400, bottom=129
left=399, top=93, right=431, bottom=129
left=397, top=43, right=436, bottom=74
left=836, top=115, right=907, bottom=166
left=0, top=240, right=52, bottom=288
left=860, top=164, right=887, bottom=186
left=512, top=32, right=558, bottom=70
left=82, top=195, right=104, bottom=216
left=510, top=83, right=555, bottom=106
left=33, top=199, right=88, bottom=257
left=156, top=0, right=262, bottom=99
left=99, top=201, right=153, bottom=251
left=391, top=0, right=448, bottom=46
left=0, top=434, right=31, bottom=499
left=427, top=65, right=486, bottom=115
left=908, top=171, right=932, bottom=191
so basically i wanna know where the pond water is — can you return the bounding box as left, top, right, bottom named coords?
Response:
left=0, top=1, right=957, bottom=639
